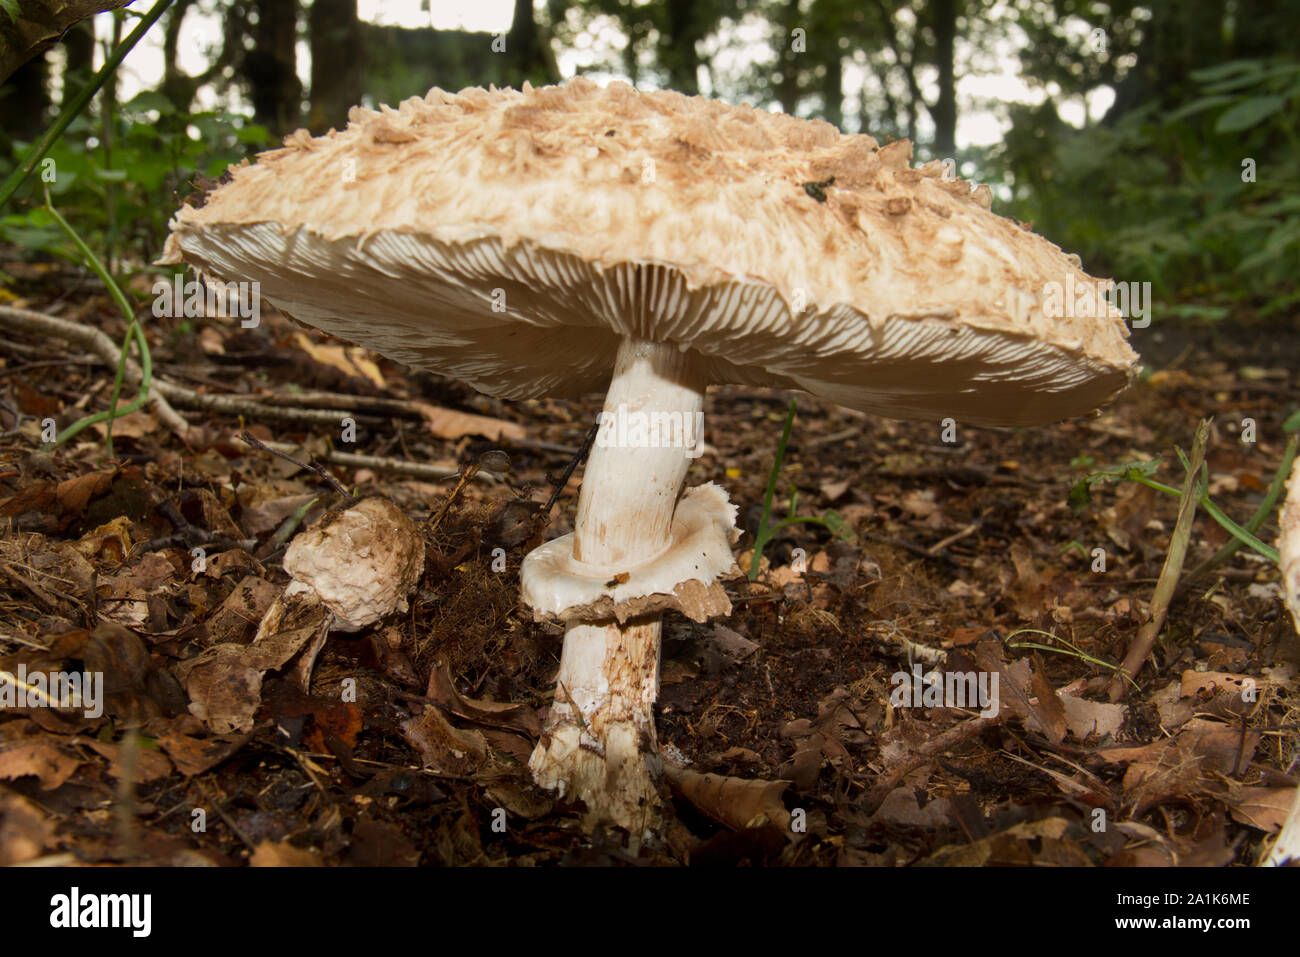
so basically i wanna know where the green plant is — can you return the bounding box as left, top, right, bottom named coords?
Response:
left=748, top=398, right=856, bottom=580
left=1004, top=627, right=1139, bottom=690
left=1069, top=414, right=1300, bottom=570
left=2, top=101, right=267, bottom=272
left=39, top=186, right=153, bottom=460
left=0, top=0, right=173, bottom=209
left=989, top=56, right=1300, bottom=317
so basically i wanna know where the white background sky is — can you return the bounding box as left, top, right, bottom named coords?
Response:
left=82, top=0, right=1114, bottom=150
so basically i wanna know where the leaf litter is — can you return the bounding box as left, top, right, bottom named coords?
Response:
left=0, top=285, right=1298, bottom=866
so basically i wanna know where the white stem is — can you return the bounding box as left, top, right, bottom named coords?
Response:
left=572, top=339, right=705, bottom=566
left=529, top=338, right=707, bottom=835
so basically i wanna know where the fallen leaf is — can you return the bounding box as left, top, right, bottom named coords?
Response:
left=0, top=791, right=55, bottom=865
left=250, top=840, right=322, bottom=866
left=180, top=644, right=262, bottom=734
left=413, top=400, right=525, bottom=442
left=0, top=727, right=83, bottom=789
left=400, top=705, right=487, bottom=776
left=155, top=727, right=254, bottom=776
left=425, top=661, right=540, bottom=736
left=663, top=765, right=790, bottom=831
left=293, top=332, right=387, bottom=388
left=1058, top=690, right=1126, bottom=740
left=1227, top=787, right=1293, bottom=832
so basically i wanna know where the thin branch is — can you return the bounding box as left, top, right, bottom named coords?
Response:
left=1107, top=419, right=1212, bottom=702
left=239, top=431, right=357, bottom=503
left=0, top=303, right=188, bottom=437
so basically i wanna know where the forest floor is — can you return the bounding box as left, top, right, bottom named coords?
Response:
left=1, top=261, right=1297, bottom=866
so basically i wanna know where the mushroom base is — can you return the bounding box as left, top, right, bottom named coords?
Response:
left=528, top=616, right=666, bottom=836
left=524, top=337, right=715, bottom=839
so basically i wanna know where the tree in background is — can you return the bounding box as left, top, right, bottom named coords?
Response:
left=308, top=0, right=361, bottom=132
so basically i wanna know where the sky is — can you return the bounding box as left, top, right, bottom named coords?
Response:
left=79, top=0, right=1114, bottom=151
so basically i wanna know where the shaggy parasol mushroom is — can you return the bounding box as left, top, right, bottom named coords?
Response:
left=161, top=77, right=1138, bottom=836
left=1266, top=457, right=1300, bottom=866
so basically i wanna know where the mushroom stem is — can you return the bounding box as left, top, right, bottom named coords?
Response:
left=529, top=337, right=707, bottom=834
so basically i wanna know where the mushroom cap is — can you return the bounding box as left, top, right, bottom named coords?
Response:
left=283, top=497, right=424, bottom=631
left=1279, top=455, right=1300, bottom=637
left=161, top=77, right=1138, bottom=426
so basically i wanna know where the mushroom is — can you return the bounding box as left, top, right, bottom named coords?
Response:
left=1266, top=456, right=1300, bottom=866
left=161, top=78, right=1138, bottom=837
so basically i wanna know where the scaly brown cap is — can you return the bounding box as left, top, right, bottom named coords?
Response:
left=161, top=77, right=1138, bottom=426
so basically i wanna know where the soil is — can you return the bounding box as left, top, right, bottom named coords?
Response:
left=1, top=273, right=1297, bottom=867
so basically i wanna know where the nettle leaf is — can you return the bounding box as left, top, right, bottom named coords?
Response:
left=236, top=123, right=270, bottom=144
left=1215, top=95, right=1287, bottom=133
left=1164, top=94, right=1235, bottom=124
left=1190, top=60, right=1264, bottom=83
left=821, top=510, right=856, bottom=543
left=1068, top=459, right=1161, bottom=514
left=123, top=90, right=176, bottom=116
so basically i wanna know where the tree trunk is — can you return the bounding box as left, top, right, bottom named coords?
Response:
left=821, top=53, right=843, bottom=128
left=0, top=53, right=49, bottom=151
left=508, top=0, right=560, bottom=86
left=776, top=0, right=801, bottom=112
left=244, top=0, right=302, bottom=136
left=931, top=0, right=957, bottom=157
left=308, top=0, right=362, bottom=133
left=663, top=0, right=702, bottom=95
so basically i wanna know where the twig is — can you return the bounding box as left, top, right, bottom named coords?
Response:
left=860, top=714, right=1000, bottom=814
left=240, top=431, right=356, bottom=503
left=0, top=304, right=188, bottom=437
left=428, top=449, right=512, bottom=536
left=806, top=426, right=860, bottom=448
left=1107, top=418, right=1211, bottom=702
left=927, top=522, right=978, bottom=556
left=541, top=417, right=600, bottom=517
left=0, top=304, right=522, bottom=444
left=255, top=443, right=503, bottom=484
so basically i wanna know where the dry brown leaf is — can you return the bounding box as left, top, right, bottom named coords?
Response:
left=413, top=400, right=525, bottom=442
left=400, top=705, right=487, bottom=776
left=90, top=409, right=158, bottom=440
left=0, top=791, right=55, bottom=865
left=0, top=737, right=83, bottom=789
left=922, top=817, right=1081, bottom=866
left=179, top=644, right=262, bottom=734
left=69, top=515, right=133, bottom=565
left=293, top=332, right=387, bottom=388
left=1058, top=691, right=1126, bottom=740
left=56, top=470, right=116, bottom=514
left=1227, top=787, right=1294, bottom=832
left=664, top=765, right=790, bottom=831
left=870, top=788, right=954, bottom=827
left=155, top=727, right=254, bottom=777
left=425, top=660, right=540, bottom=736
left=80, top=738, right=173, bottom=782
left=250, top=840, right=322, bottom=866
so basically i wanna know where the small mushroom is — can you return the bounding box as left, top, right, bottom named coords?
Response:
left=1266, top=456, right=1300, bottom=866
left=162, top=78, right=1138, bottom=838
left=279, top=497, right=424, bottom=634
left=256, top=497, right=424, bottom=690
